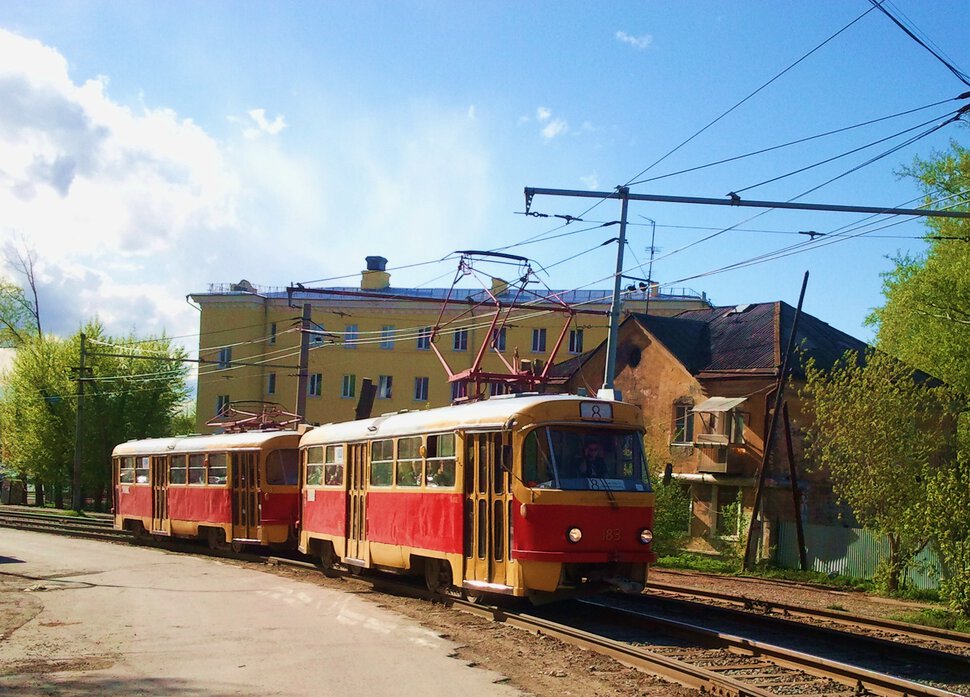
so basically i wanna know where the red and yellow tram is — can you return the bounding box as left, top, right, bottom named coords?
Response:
left=299, top=394, right=655, bottom=600
left=112, top=430, right=301, bottom=550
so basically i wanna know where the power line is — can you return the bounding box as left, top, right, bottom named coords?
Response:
left=623, top=5, right=878, bottom=187
left=627, top=96, right=961, bottom=187
left=870, top=0, right=970, bottom=87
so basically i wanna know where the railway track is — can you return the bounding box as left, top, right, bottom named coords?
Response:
left=0, top=506, right=128, bottom=542
left=4, top=509, right=967, bottom=696
left=647, top=580, right=970, bottom=654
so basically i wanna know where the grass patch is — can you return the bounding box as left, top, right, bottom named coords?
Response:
left=890, top=608, right=970, bottom=633
left=655, top=552, right=738, bottom=575
left=825, top=603, right=848, bottom=612
left=655, top=554, right=874, bottom=592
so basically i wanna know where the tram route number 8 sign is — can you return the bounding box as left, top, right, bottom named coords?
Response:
left=580, top=402, right=613, bottom=421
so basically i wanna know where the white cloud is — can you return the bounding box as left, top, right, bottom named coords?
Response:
left=0, top=28, right=497, bottom=354
left=541, top=118, right=568, bottom=140
left=536, top=106, right=551, bottom=122
left=242, top=108, right=286, bottom=139
left=0, top=28, right=239, bottom=341
left=580, top=173, right=600, bottom=190
left=615, top=30, right=653, bottom=50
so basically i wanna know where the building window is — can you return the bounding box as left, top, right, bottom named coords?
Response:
left=380, top=325, right=395, bottom=350
left=453, top=328, right=468, bottom=352
left=341, top=374, right=356, bottom=399
left=417, top=327, right=431, bottom=350
left=491, top=327, right=506, bottom=352
left=569, top=328, right=584, bottom=354
left=531, top=328, right=546, bottom=353
left=267, top=372, right=276, bottom=395
left=378, top=375, right=393, bottom=399
left=489, top=383, right=506, bottom=397
left=308, top=373, right=322, bottom=397
left=451, top=382, right=466, bottom=401
left=344, top=324, right=358, bottom=349
left=217, top=347, right=231, bottom=369
left=269, top=322, right=277, bottom=344
left=216, top=394, right=230, bottom=416
left=414, top=376, right=429, bottom=401
left=673, top=403, right=694, bottom=444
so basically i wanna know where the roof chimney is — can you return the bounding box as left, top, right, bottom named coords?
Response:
left=362, top=256, right=390, bottom=290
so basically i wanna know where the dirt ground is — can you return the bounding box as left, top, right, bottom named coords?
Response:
left=0, top=548, right=951, bottom=697
left=258, top=562, right=952, bottom=697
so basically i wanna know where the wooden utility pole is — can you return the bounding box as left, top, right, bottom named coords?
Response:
left=71, top=332, right=87, bottom=512
left=742, top=271, right=809, bottom=570
left=295, top=303, right=311, bottom=421
left=783, top=402, right=808, bottom=570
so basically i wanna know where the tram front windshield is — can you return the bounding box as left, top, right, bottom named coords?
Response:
left=522, top=427, right=651, bottom=492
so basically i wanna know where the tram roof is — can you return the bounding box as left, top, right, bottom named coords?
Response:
left=300, top=394, right=621, bottom=445
left=113, top=429, right=301, bottom=456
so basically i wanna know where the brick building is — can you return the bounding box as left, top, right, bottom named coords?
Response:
left=553, top=302, right=867, bottom=553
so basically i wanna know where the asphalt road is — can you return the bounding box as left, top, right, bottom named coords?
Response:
left=0, top=529, right=522, bottom=696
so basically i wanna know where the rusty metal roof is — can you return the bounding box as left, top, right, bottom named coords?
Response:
left=634, top=302, right=867, bottom=378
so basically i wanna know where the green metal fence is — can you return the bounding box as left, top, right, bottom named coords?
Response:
left=775, top=521, right=942, bottom=590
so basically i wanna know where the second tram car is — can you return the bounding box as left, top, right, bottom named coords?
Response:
left=299, top=394, right=655, bottom=600
left=113, top=430, right=301, bottom=550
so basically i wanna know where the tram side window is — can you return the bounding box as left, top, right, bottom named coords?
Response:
left=396, top=437, right=422, bottom=487
left=169, top=455, right=187, bottom=484
left=305, top=446, right=324, bottom=486
left=522, top=431, right=553, bottom=487
left=208, top=453, right=228, bottom=485
left=119, top=457, right=136, bottom=483
left=370, top=439, right=393, bottom=486
left=324, top=445, right=344, bottom=486
left=135, top=456, right=150, bottom=484
left=426, top=433, right=456, bottom=488
left=188, top=454, right=206, bottom=484
left=266, top=449, right=299, bottom=485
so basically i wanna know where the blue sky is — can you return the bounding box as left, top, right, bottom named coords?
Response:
left=1, top=1, right=968, bottom=355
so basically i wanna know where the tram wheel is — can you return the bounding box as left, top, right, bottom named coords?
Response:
left=463, top=589, right=486, bottom=604
left=206, top=528, right=228, bottom=551
left=130, top=523, right=149, bottom=544
left=230, top=540, right=246, bottom=554
left=424, top=558, right=451, bottom=594
left=318, top=544, right=337, bottom=571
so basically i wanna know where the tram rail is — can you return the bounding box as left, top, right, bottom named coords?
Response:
left=647, top=580, right=970, bottom=653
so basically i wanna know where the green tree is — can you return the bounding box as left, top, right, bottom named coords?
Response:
left=0, top=321, right=189, bottom=511
left=865, top=139, right=970, bottom=612
left=803, top=351, right=959, bottom=594
left=869, top=141, right=970, bottom=393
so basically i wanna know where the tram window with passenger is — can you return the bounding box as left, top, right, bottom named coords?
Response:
left=522, top=427, right=651, bottom=492
left=425, top=433, right=456, bottom=488
left=396, top=437, right=422, bottom=487
left=119, top=456, right=136, bottom=483
left=323, top=445, right=343, bottom=486
left=370, top=439, right=393, bottom=486
left=266, top=449, right=299, bottom=485
left=305, top=446, right=324, bottom=485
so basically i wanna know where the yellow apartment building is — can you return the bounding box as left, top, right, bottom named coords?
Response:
left=189, top=256, right=711, bottom=431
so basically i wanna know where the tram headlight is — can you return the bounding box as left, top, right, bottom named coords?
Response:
left=639, top=528, right=654, bottom=545
left=567, top=527, right=583, bottom=544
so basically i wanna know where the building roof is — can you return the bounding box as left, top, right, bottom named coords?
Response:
left=194, top=283, right=708, bottom=307
left=554, top=302, right=868, bottom=381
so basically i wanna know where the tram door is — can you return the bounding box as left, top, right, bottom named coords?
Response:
left=345, top=443, right=369, bottom=564
left=464, top=431, right=512, bottom=588
left=150, top=456, right=169, bottom=534
left=232, top=452, right=259, bottom=541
